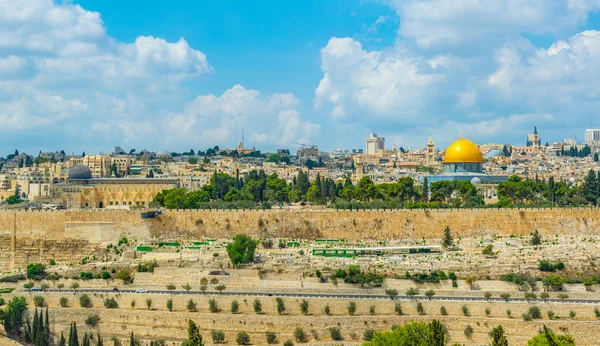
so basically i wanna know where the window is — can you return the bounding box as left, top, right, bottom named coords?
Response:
left=109, top=202, right=113, bottom=206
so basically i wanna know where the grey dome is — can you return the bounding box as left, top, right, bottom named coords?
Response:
left=157, top=150, right=171, bottom=158
left=485, top=149, right=506, bottom=159
left=68, top=164, right=92, bottom=180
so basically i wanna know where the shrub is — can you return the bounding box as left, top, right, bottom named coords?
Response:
left=40, top=282, right=50, bottom=290
left=283, top=341, right=293, bottom=346
left=540, top=292, right=550, bottom=301
left=539, top=260, right=565, bottom=272
left=33, top=295, right=46, bottom=307
left=146, top=298, right=152, bottom=310
left=406, top=287, right=419, bottom=297
left=363, top=329, right=374, bottom=341
left=136, top=261, right=158, bottom=273
left=253, top=299, right=262, bottom=313
left=294, top=327, right=306, bottom=343
left=425, top=289, right=435, bottom=300
left=216, top=284, right=226, bottom=294
left=187, top=299, right=197, bottom=312
left=452, top=279, right=458, bottom=288
left=506, top=309, right=512, bottom=318
left=166, top=284, right=176, bottom=291
left=485, top=307, right=491, bottom=317
left=85, top=314, right=100, bottom=327
left=348, top=301, right=356, bottom=315
left=80, top=294, right=92, bottom=308
left=115, top=270, right=132, bottom=283
left=461, top=305, right=469, bottom=316
left=0, top=298, right=4, bottom=306
left=167, top=299, right=173, bottom=312
left=448, top=271, right=457, bottom=280
left=385, top=288, right=398, bottom=299
left=299, top=299, right=309, bottom=315
left=522, top=313, right=532, bottom=321
left=0, top=274, right=26, bottom=282
left=524, top=292, right=537, bottom=301
left=58, top=297, right=68, bottom=307
left=276, top=297, right=286, bottom=314
left=23, top=281, right=34, bottom=289
left=27, top=263, right=47, bottom=280
left=209, top=299, right=219, bottom=312
left=329, top=327, right=342, bottom=341
left=131, top=300, right=136, bottom=308
left=464, top=325, right=474, bottom=337
left=369, top=305, right=376, bottom=315
left=227, top=234, right=258, bottom=266
left=262, top=239, right=274, bottom=249
left=57, top=283, right=64, bottom=289
left=548, top=310, right=555, bottom=319
left=236, top=332, right=250, bottom=345
left=558, top=293, right=569, bottom=301
left=500, top=293, right=511, bottom=301
left=70, top=282, right=80, bottom=289
left=529, top=306, right=541, bottom=319
left=594, top=307, right=600, bottom=319
left=440, top=306, right=447, bottom=315
left=80, top=272, right=93, bottom=280
left=324, top=304, right=331, bottom=315
left=416, top=302, right=425, bottom=315
left=394, top=303, right=403, bottom=315
left=266, top=331, right=277, bottom=344
left=569, top=310, right=576, bottom=319
left=211, top=330, right=225, bottom=344
left=104, top=297, right=118, bottom=308
left=484, top=291, right=492, bottom=300
left=182, top=283, right=192, bottom=291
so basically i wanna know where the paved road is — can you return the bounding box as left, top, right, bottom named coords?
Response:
left=37, top=289, right=600, bottom=305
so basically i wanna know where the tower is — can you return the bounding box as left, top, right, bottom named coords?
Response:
left=426, top=136, right=435, bottom=164
left=533, top=126, right=539, bottom=150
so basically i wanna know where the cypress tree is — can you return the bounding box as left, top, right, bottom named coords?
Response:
left=32, top=308, right=39, bottom=345
left=24, top=318, right=32, bottom=343
left=422, top=177, right=429, bottom=202
left=96, top=333, right=103, bottom=346
left=129, top=331, right=135, bottom=346
left=44, top=308, right=50, bottom=346
left=58, top=332, right=66, bottom=346
left=83, top=333, right=89, bottom=346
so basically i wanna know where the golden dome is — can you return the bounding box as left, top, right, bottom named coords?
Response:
left=443, top=134, right=483, bottom=163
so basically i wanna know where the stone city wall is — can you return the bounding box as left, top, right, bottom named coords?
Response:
left=0, top=208, right=598, bottom=271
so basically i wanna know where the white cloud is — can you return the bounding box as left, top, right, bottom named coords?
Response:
left=368, top=15, right=388, bottom=33
left=314, top=37, right=446, bottom=123
left=160, top=85, right=318, bottom=149
left=389, top=0, right=600, bottom=49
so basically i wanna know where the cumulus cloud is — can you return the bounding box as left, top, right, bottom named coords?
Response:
left=158, top=85, right=319, bottom=149
left=389, top=0, right=600, bottom=49
left=0, top=0, right=313, bottom=153
left=314, top=37, right=446, bottom=123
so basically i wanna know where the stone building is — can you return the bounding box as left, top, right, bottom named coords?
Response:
left=51, top=164, right=178, bottom=209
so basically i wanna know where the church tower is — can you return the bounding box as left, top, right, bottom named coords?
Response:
left=533, top=126, right=539, bottom=150
left=426, top=136, right=435, bottom=164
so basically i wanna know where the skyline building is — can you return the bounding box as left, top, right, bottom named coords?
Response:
left=365, top=133, right=385, bottom=155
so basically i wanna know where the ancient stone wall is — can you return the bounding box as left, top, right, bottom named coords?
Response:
left=0, top=208, right=598, bottom=271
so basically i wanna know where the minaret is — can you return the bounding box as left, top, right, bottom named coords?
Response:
left=427, top=136, right=435, bottom=164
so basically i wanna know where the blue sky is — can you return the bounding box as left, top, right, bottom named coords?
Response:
left=2, top=1, right=600, bottom=155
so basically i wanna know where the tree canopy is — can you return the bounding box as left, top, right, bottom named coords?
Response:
left=226, top=235, right=258, bottom=266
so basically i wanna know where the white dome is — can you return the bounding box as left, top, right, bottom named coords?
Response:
left=470, top=177, right=482, bottom=185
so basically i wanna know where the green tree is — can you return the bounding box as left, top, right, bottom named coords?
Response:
left=442, top=226, right=453, bottom=247
left=583, top=169, right=598, bottom=204
left=531, top=229, right=542, bottom=245
left=3, top=296, right=28, bottom=337
left=276, top=297, right=286, bottom=314
left=348, top=301, right=356, bottom=315
left=526, top=325, right=575, bottom=346
left=183, top=320, right=204, bottom=346
left=363, top=320, right=447, bottom=346
left=253, top=299, right=262, bottom=313
left=226, top=234, right=258, bottom=266
left=236, top=332, right=250, bottom=345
